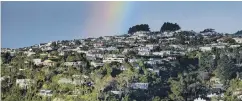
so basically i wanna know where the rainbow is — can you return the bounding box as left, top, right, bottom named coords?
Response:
left=81, top=1, right=134, bottom=38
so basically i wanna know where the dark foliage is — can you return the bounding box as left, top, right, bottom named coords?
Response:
left=160, top=22, right=181, bottom=32
left=128, top=24, right=150, bottom=34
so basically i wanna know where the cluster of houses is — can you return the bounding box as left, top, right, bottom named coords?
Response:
left=2, top=30, right=242, bottom=100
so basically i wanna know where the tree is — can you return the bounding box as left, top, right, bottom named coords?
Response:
left=50, top=50, right=58, bottom=56
left=199, top=52, right=215, bottom=71
left=175, top=32, right=186, bottom=44
left=216, top=55, right=237, bottom=83
left=66, top=55, right=75, bottom=62
left=1, top=52, right=12, bottom=64
left=200, top=28, right=215, bottom=33
left=224, top=79, right=242, bottom=101
left=168, top=77, right=185, bottom=101
left=160, top=22, right=181, bottom=32
left=74, top=40, right=81, bottom=45
left=224, top=37, right=236, bottom=44
left=128, top=24, right=150, bottom=34
left=50, top=42, right=57, bottom=49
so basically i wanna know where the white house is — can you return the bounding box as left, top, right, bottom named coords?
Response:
left=213, top=45, right=225, bottom=49
left=103, top=36, right=113, bottom=40
left=233, top=38, right=242, bottom=43
left=130, top=83, right=148, bottom=89
left=210, top=77, right=221, bottom=84
left=230, top=45, right=240, bottom=48
left=169, top=44, right=183, bottom=49
left=128, top=58, right=139, bottom=63
left=111, top=91, right=123, bottom=95
left=59, top=51, right=66, bottom=56
left=91, top=61, right=104, bottom=67
left=138, top=51, right=151, bottom=56
left=33, top=59, right=42, bottom=65
left=194, top=97, right=206, bottom=101
left=137, top=47, right=150, bottom=52
left=24, top=51, right=36, bottom=57
left=162, top=31, right=175, bottom=37
left=133, top=31, right=149, bottom=37
left=39, top=90, right=53, bottom=96
left=58, top=78, right=82, bottom=85
left=207, top=93, right=218, bottom=98
left=106, top=47, right=118, bottom=51
left=152, top=51, right=171, bottom=56
left=103, top=54, right=125, bottom=63
left=146, top=44, right=158, bottom=50
left=199, top=46, right=212, bottom=52
left=147, top=68, right=160, bottom=75
left=64, top=61, right=85, bottom=67
left=16, top=79, right=34, bottom=89
left=103, top=57, right=125, bottom=63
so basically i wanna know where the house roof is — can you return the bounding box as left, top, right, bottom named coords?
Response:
left=43, top=60, right=54, bottom=63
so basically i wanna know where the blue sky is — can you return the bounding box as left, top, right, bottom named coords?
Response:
left=2, top=1, right=242, bottom=48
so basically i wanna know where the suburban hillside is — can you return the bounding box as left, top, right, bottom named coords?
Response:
left=2, top=23, right=242, bottom=101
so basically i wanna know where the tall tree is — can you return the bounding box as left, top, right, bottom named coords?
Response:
left=160, top=22, right=181, bottom=32
left=216, top=55, right=237, bottom=83
left=128, top=24, right=150, bottom=34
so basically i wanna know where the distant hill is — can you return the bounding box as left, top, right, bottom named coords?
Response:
left=234, top=30, right=242, bottom=35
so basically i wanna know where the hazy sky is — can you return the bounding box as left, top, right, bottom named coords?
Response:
left=2, top=1, right=242, bottom=48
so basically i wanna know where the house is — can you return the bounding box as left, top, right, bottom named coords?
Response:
left=118, top=65, right=128, bottom=71
left=212, top=84, right=224, bottom=90
left=10, top=51, right=16, bottom=57
left=138, top=51, right=151, bottom=56
left=194, top=97, right=206, bottom=101
left=39, top=43, right=47, bottom=48
left=103, top=36, right=113, bottom=40
left=238, top=95, right=242, bottom=100
left=40, top=53, right=48, bottom=56
left=128, top=58, right=139, bottom=63
left=147, top=68, right=160, bottom=75
left=230, top=45, right=240, bottom=48
left=153, top=51, right=171, bottom=56
left=42, top=60, right=56, bottom=66
left=24, top=51, right=36, bottom=57
left=146, top=44, right=158, bottom=50
left=111, top=91, right=123, bottom=95
left=90, top=61, right=104, bottom=67
left=207, top=93, right=219, bottom=98
left=93, top=43, right=103, bottom=48
left=210, top=77, right=221, bottom=84
left=58, top=78, right=82, bottom=85
left=169, top=44, right=183, bottom=49
left=77, top=50, right=88, bottom=54
left=130, top=83, right=148, bottom=89
left=33, top=59, right=42, bottom=65
left=58, top=51, right=66, bottom=56
left=64, top=61, right=86, bottom=67
left=162, top=31, right=175, bottom=37
left=132, top=31, right=149, bottom=39
left=233, top=38, right=242, bottom=43
left=103, top=55, right=125, bottom=63
left=39, top=90, right=53, bottom=96
left=199, top=46, right=212, bottom=52
left=214, top=45, right=225, bottom=49
left=106, top=47, right=118, bottom=51
left=16, top=79, right=34, bottom=89
left=103, top=57, right=125, bottom=63
left=137, top=47, right=150, bottom=52
left=1, top=76, right=10, bottom=82
left=41, top=46, right=53, bottom=51
left=187, top=47, right=198, bottom=52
